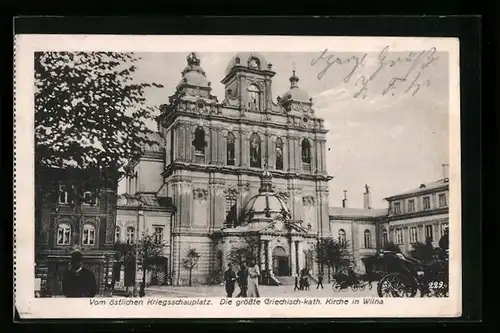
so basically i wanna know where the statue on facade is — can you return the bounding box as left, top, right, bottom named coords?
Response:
left=250, top=134, right=261, bottom=167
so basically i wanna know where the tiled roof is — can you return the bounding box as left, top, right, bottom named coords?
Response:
left=140, top=131, right=165, bottom=154
left=385, top=178, right=449, bottom=199
left=329, top=207, right=388, bottom=218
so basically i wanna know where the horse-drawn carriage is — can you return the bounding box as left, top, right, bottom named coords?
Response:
left=331, top=269, right=372, bottom=292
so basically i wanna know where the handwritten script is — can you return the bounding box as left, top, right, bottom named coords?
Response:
left=310, top=46, right=439, bottom=98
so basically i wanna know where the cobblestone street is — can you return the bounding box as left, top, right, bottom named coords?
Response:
left=143, top=283, right=379, bottom=298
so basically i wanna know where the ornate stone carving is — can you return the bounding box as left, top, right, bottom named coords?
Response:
left=238, top=182, right=250, bottom=192
left=302, top=196, right=315, bottom=206
left=193, top=188, right=208, bottom=201
left=224, top=185, right=239, bottom=200
left=276, top=189, right=289, bottom=202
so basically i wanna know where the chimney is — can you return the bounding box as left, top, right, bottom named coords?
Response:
left=442, top=163, right=449, bottom=180
left=363, top=184, right=371, bottom=209
left=342, top=190, right=348, bottom=208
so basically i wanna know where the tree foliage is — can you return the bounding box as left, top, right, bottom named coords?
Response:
left=34, top=51, right=163, bottom=193
left=409, top=237, right=435, bottom=263
left=226, top=233, right=260, bottom=267
left=183, top=248, right=201, bottom=286
left=315, top=237, right=352, bottom=273
left=137, top=232, right=167, bottom=272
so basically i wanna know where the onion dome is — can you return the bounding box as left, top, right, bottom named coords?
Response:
left=280, top=70, right=311, bottom=103
left=242, top=167, right=291, bottom=223
left=178, top=52, right=210, bottom=88
left=225, top=52, right=270, bottom=75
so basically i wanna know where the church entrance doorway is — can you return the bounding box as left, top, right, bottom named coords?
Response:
left=272, top=246, right=289, bottom=276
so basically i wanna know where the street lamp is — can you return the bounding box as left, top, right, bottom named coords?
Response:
left=133, top=200, right=143, bottom=297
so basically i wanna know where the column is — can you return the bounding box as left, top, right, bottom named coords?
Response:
left=290, top=240, right=296, bottom=276
left=213, top=184, right=225, bottom=229
left=185, top=124, right=192, bottom=162
left=241, top=132, right=249, bottom=167
left=217, top=129, right=224, bottom=164
left=283, top=137, right=288, bottom=171
left=267, top=240, right=273, bottom=272
left=297, top=242, right=304, bottom=272
left=260, top=241, right=266, bottom=271
left=235, top=133, right=241, bottom=167
left=296, top=138, right=302, bottom=172
left=321, top=140, right=327, bottom=173
left=287, top=136, right=294, bottom=171
left=180, top=181, right=192, bottom=228
left=172, top=125, right=178, bottom=162
left=267, top=135, right=273, bottom=167
left=210, top=127, right=217, bottom=164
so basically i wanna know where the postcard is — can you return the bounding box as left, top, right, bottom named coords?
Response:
left=14, top=34, right=461, bottom=319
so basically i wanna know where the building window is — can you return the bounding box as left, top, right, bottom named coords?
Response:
left=227, top=132, right=235, bottom=166
left=425, top=225, right=433, bottom=242
left=423, top=196, right=431, bottom=210
left=408, top=199, right=415, bottom=212
left=301, top=139, right=311, bottom=164
left=440, top=223, right=449, bottom=237
left=56, top=222, right=71, bottom=245
left=275, top=138, right=284, bottom=170
left=248, top=84, right=260, bottom=110
left=438, top=193, right=447, bottom=207
left=82, top=223, right=96, bottom=245
left=394, top=202, right=401, bottom=214
left=126, top=226, right=136, bottom=245
left=409, top=227, right=418, bottom=244
left=115, top=226, right=121, bottom=243
left=249, top=133, right=261, bottom=168
left=338, top=229, right=346, bottom=246
left=364, top=230, right=372, bottom=248
left=58, top=185, right=69, bottom=204
left=82, top=191, right=98, bottom=206
left=225, top=194, right=237, bottom=227
left=382, top=229, right=388, bottom=246
left=154, top=227, right=164, bottom=244
left=395, top=229, right=404, bottom=245
left=192, top=127, right=206, bottom=154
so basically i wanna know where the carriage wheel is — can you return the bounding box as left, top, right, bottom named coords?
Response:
left=359, top=283, right=366, bottom=291
left=351, top=284, right=358, bottom=292
left=332, top=282, right=341, bottom=292
left=377, top=273, right=418, bottom=298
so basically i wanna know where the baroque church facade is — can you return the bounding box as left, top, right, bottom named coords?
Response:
left=116, top=52, right=450, bottom=286
left=119, top=52, right=332, bottom=285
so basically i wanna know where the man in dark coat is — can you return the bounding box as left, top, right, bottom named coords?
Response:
left=317, top=273, right=324, bottom=289
left=62, top=251, right=97, bottom=298
left=236, top=262, right=248, bottom=298
left=224, top=263, right=237, bottom=297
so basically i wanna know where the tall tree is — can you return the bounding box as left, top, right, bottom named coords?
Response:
left=315, top=237, right=352, bottom=278
left=226, top=232, right=260, bottom=268
left=183, top=248, right=201, bottom=287
left=34, top=51, right=163, bottom=206
left=137, top=232, right=167, bottom=291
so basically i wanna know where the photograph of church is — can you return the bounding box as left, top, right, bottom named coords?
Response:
left=34, top=50, right=450, bottom=296
left=114, top=52, right=450, bottom=287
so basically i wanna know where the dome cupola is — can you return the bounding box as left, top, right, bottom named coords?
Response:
left=241, top=165, right=291, bottom=224
left=280, top=69, right=311, bottom=104
left=177, top=52, right=211, bottom=88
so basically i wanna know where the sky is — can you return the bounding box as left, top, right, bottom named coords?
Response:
left=127, top=51, right=449, bottom=209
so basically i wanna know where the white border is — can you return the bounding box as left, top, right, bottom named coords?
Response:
left=14, top=35, right=461, bottom=319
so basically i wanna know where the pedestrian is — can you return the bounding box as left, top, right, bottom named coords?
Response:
left=62, top=251, right=97, bottom=298
left=317, top=273, right=324, bottom=289
left=224, top=263, right=237, bottom=297
left=236, top=262, right=248, bottom=297
left=246, top=259, right=260, bottom=297
left=293, top=272, right=300, bottom=291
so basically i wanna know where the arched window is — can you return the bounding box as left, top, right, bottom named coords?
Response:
left=227, top=132, right=235, bottom=166
left=275, top=138, right=283, bottom=170
left=115, top=226, right=121, bottom=243
left=126, top=226, right=136, bottom=245
left=382, top=229, right=388, bottom=246
left=301, top=139, right=311, bottom=164
left=192, top=127, right=206, bottom=154
left=249, top=133, right=261, bottom=168
left=364, top=230, right=372, bottom=248
left=338, top=229, right=346, bottom=246
left=56, top=222, right=71, bottom=245
left=82, top=223, right=96, bottom=245
left=248, top=84, right=260, bottom=110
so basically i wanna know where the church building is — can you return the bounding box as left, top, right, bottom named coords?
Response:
left=116, top=52, right=450, bottom=286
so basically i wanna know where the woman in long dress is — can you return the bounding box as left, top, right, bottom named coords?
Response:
left=246, top=260, right=260, bottom=297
